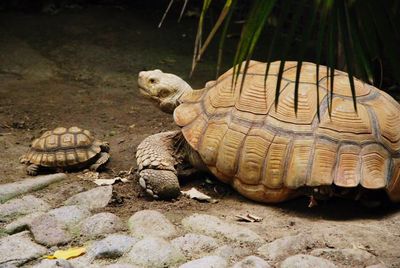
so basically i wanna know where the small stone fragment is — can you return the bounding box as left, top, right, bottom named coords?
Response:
left=87, top=234, right=137, bottom=259
left=179, top=255, right=228, bottom=268
left=128, top=210, right=177, bottom=239
left=79, top=212, right=124, bottom=238
left=279, top=254, right=337, bottom=268
left=310, top=248, right=378, bottom=267
left=47, top=205, right=91, bottom=228
left=0, top=195, right=50, bottom=219
left=171, top=233, right=219, bottom=257
left=29, top=214, right=72, bottom=246
left=64, top=186, right=112, bottom=210
left=5, top=212, right=45, bottom=234
left=233, top=256, right=271, bottom=268
left=127, top=237, right=185, bottom=268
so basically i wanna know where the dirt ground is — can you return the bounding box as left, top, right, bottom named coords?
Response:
left=1, top=3, right=400, bottom=267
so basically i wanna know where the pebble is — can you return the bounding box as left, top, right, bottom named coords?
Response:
left=79, top=212, right=124, bottom=238
left=179, top=255, right=228, bottom=268
left=29, top=214, right=72, bottom=246
left=87, top=234, right=138, bottom=259
left=311, top=248, right=378, bottom=267
left=182, top=213, right=264, bottom=245
left=171, top=233, right=219, bottom=256
left=127, top=237, right=185, bottom=268
left=47, top=205, right=91, bottom=228
left=128, top=210, right=177, bottom=239
left=0, top=231, right=47, bottom=266
left=279, top=254, right=337, bottom=268
left=0, top=195, right=50, bottom=219
left=5, top=212, right=45, bottom=234
left=232, top=256, right=272, bottom=268
left=64, top=186, right=112, bottom=210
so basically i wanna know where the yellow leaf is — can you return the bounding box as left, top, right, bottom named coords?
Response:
left=46, top=247, right=86, bottom=260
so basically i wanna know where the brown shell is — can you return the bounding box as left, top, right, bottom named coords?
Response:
left=174, top=61, right=400, bottom=202
left=26, top=126, right=101, bottom=167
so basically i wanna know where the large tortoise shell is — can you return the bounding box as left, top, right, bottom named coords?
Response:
left=174, top=61, right=400, bottom=202
left=25, top=126, right=101, bottom=167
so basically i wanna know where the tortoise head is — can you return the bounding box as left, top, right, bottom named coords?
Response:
left=138, top=69, right=192, bottom=113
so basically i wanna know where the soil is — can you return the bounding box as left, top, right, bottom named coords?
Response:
left=0, top=3, right=400, bottom=267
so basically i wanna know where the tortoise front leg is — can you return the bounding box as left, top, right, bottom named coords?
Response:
left=26, top=164, right=39, bottom=176
left=136, top=131, right=182, bottom=199
left=90, top=152, right=110, bottom=171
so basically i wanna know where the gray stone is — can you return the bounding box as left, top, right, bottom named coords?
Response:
left=0, top=264, right=18, bottom=268
left=103, top=265, right=140, bottom=268
left=64, top=186, right=112, bottom=210
left=366, top=264, right=388, bottom=268
left=29, top=214, right=72, bottom=246
left=311, top=248, right=378, bottom=267
left=5, top=212, right=45, bottom=234
left=0, top=173, right=67, bottom=203
left=233, top=256, right=272, bottom=268
left=279, top=254, right=337, bottom=268
left=213, top=245, right=249, bottom=260
left=87, top=234, right=137, bottom=259
left=0, top=231, right=47, bottom=266
left=128, top=210, right=177, bottom=239
left=127, top=237, right=185, bottom=268
left=171, top=233, right=219, bottom=256
left=179, top=256, right=228, bottom=268
left=32, top=259, right=73, bottom=268
left=257, top=233, right=312, bottom=261
left=47, top=205, right=91, bottom=227
left=0, top=195, right=50, bottom=219
left=182, top=214, right=264, bottom=245
left=80, top=212, right=124, bottom=238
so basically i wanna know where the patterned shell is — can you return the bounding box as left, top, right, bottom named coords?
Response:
left=26, top=126, right=101, bottom=167
left=174, top=61, right=400, bottom=203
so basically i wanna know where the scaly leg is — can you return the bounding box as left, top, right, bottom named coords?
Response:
left=26, top=164, right=39, bottom=176
left=89, top=152, right=110, bottom=171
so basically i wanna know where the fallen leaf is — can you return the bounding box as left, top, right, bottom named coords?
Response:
left=181, top=187, right=217, bottom=203
left=235, top=213, right=263, bottom=223
left=45, top=247, right=86, bottom=260
left=93, top=177, right=129, bottom=186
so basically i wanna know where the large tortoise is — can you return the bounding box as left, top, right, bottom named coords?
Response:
left=136, top=61, right=400, bottom=203
left=20, top=126, right=110, bottom=175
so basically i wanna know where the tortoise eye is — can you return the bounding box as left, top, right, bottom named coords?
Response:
left=158, top=89, right=170, bottom=98
left=149, top=78, right=158, bottom=84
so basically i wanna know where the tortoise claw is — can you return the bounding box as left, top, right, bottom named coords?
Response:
left=138, top=169, right=180, bottom=200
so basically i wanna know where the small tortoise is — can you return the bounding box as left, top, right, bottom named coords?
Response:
left=136, top=61, right=400, bottom=203
left=20, top=126, right=110, bottom=175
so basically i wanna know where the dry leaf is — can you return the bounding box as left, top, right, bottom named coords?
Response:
left=181, top=187, right=217, bottom=203
left=45, top=247, right=86, bottom=260
left=235, top=213, right=263, bottom=223
left=93, top=177, right=128, bottom=186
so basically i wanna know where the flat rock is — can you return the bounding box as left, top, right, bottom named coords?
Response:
left=182, top=214, right=264, bottom=245
left=0, top=195, right=50, bottom=219
left=47, top=205, right=91, bottom=228
left=311, top=248, right=378, bottom=267
left=29, top=214, right=72, bottom=246
left=87, top=234, right=138, bottom=259
left=5, top=212, right=45, bottom=234
left=0, top=173, right=67, bottom=203
left=179, top=256, right=228, bottom=268
left=171, top=233, right=219, bottom=256
left=279, top=254, right=337, bottom=268
left=64, top=186, right=112, bottom=210
left=127, top=237, right=185, bottom=268
left=128, top=210, right=177, bottom=239
left=79, top=212, right=124, bottom=238
left=233, top=256, right=272, bottom=268
left=103, top=265, right=140, bottom=268
left=32, top=259, right=73, bottom=268
left=257, top=233, right=312, bottom=261
left=213, top=245, right=249, bottom=260
left=0, top=231, right=47, bottom=266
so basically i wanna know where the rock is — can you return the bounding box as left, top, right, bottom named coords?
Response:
left=213, top=245, right=249, bottom=260
left=103, top=265, right=140, bottom=268
left=366, top=264, right=388, bottom=268
left=0, top=231, right=47, bottom=266
left=311, top=248, right=378, bottom=267
left=0, top=195, right=50, bottom=219
left=32, top=259, right=73, bottom=268
left=47, top=205, right=91, bottom=228
left=257, top=233, right=312, bottom=261
left=64, top=186, right=112, bottom=210
left=29, top=214, right=72, bottom=246
left=179, top=256, right=228, bottom=268
left=5, top=212, right=45, bottom=234
left=79, top=212, right=124, bottom=238
left=279, top=254, right=337, bottom=268
left=127, top=237, right=185, bottom=268
left=182, top=214, right=264, bottom=245
left=128, top=210, right=177, bottom=239
left=171, top=233, right=219, bottom=257
left=233, top=256, right=272, bottom=268
left=87, top=234, right=137, bottom=259
left=0, top=173, right=67, bottom=203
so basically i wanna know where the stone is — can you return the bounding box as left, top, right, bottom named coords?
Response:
left=257, top=233, right=312, bottom=261
left=182, top=214, right=264, bottom=245
left=127, top=237, right=185, bottom=268
left=0, top=231, right=47, bottom=266
left=179, top=256, right=228, bottom=268
left=32, top=259, right=73, bottom=268
left=29, top=214, right=72, bottom=246
left=87, top=234, right=137, bottom=259
left=0, top=173, right=67, bottom=203
left=47, top=205, right=91, bottom=228
left=103, top=265, right=140, bottom=268
left=171, top=233, right=219, bottom=257
left=0, top=195, right=50, bottom=219
left=64, top=186, right=112, bottom=210
left=366, top=264, right=388, bottom=268
left=279, top=254, right=337, bottom=268
left=310, top=248, right=378, bottom=267
left=5, top=212, right=45, bottom=234
left=79, top=212, right=124, bottom=238
left=128, top=210, right=177, bottom=239
left=233, top=256, right=272, bottom=268
left=213, top=245, right=249, bottom=260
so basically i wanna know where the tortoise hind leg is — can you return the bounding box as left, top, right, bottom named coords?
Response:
left=26, top=164, right=39, bottom=176
left=136, top=131, right=182, bottom=199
